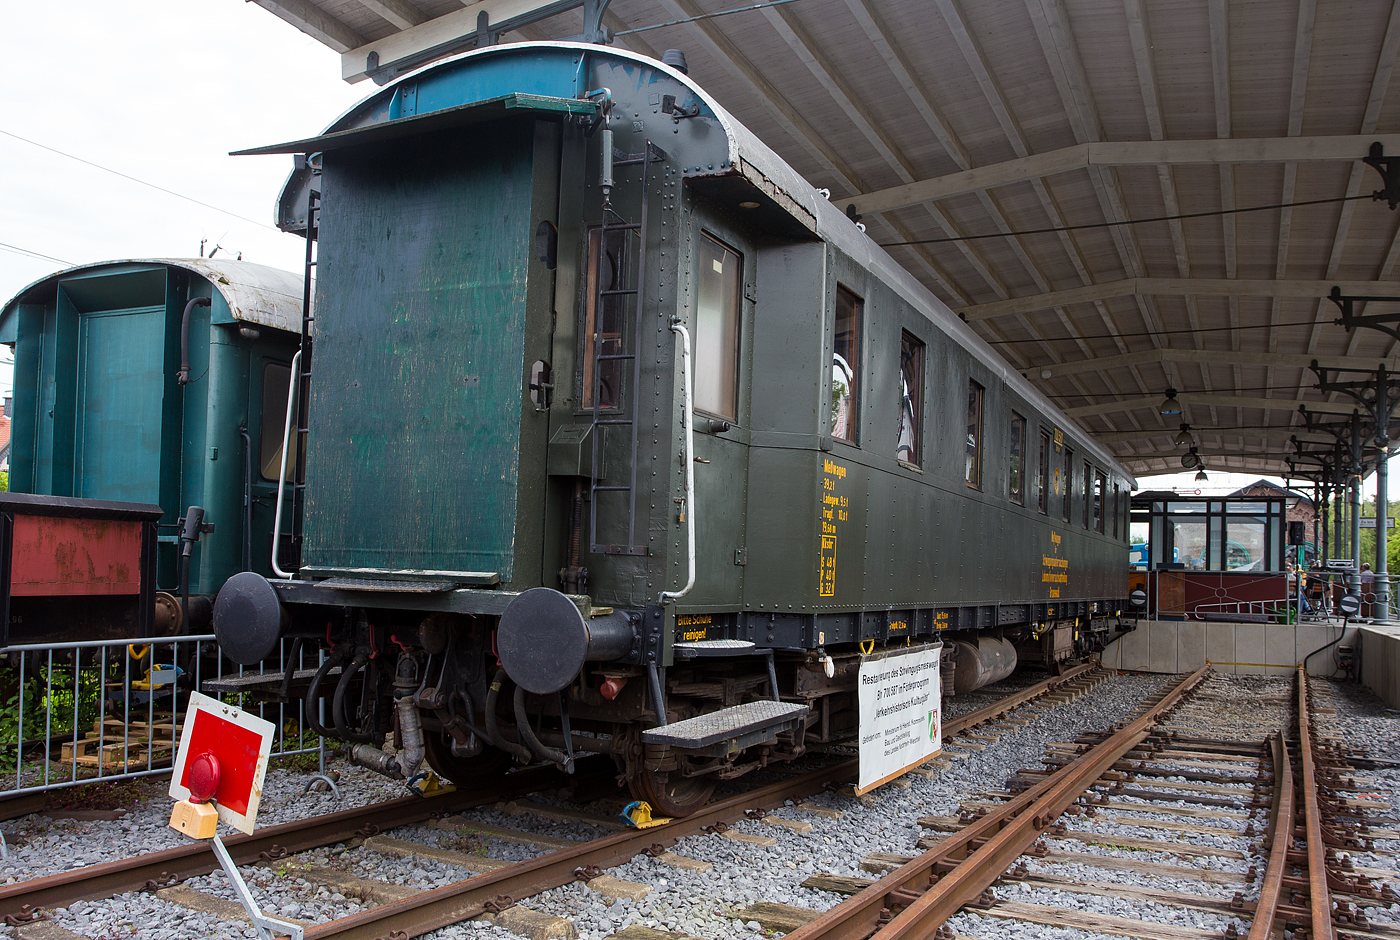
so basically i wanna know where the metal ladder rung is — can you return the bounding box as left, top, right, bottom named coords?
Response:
left=599, top=289, right=638, bottom=297
left=597, top=354, right=636, bottom=362
left=595, top=419, right=633, bottom=426
left=594, top=485, right=631, bottom=492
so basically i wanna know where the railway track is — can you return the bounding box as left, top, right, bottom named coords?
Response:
left=774, top=665, right=1398, bottom=940
left=0, top=663, right=1107, bottom=938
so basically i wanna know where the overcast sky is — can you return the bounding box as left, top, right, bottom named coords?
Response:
left=2, top=3, right=1394, bottom=493
left=0, top=1, right=368, bottom=397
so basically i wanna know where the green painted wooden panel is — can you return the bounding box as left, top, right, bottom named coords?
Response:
left=75, top=306, right=165, bottom=504
left=305, top=122, right=537, bottom=577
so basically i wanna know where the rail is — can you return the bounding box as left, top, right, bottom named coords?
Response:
left=0, top=761, right=575, bottom=918
left=1247, top=730, right=1293, bottom=940
left=0, top=659, right=1113, bottom=933
left=780, top=665, right=1210, bottom=940
left=1298, top=665, right=1335, bottom=940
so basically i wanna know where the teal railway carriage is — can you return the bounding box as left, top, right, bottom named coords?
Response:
left=214, top=42, right=1134, bottom=813
left=0, top=259, right=303, bottom=639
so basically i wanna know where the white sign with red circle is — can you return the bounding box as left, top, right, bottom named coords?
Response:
left=169, top=691, right=276, bottom=835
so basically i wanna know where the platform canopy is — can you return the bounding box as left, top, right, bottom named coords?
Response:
left=248, top=0, right=1400, bottom=481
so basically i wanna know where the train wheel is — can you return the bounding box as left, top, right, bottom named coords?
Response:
left=421, top=732, right=510, bottom=788
left=628, top=765, right=715, bottom=818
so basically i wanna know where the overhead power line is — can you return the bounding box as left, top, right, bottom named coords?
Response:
left=989, top=316, right=1325, bottom=345
left=0, top=241, right=73, bottom=266
left=0, top=129, right=278, bottom=232
left=878, top=194, right=1373, bottom=248
left=1045, top=383, right=1308, bottom=399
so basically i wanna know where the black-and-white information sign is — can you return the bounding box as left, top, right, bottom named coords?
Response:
left=857, top=642, right=942, bottom=794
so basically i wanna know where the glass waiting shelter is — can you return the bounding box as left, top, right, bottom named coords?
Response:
left=1131, top=493, right=1287, bottom=573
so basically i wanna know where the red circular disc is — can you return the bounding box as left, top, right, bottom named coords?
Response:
left=1194, top=488, right=1201, bottom=495
left=187, top=752, right=221, bottom=804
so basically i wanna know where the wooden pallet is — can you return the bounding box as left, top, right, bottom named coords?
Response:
left=59, top=718, right=175, bottom=769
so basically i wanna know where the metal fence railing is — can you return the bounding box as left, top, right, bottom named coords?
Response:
left=0, top=635, right=325, bottom=798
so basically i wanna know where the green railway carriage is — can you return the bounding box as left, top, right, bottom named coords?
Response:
left=0, top=259, right=303, bottom=638
left=214, top=41, right=1134, bottom=813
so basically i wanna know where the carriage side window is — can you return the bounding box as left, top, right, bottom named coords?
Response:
left=581, top=228, right=628, bottom=409
left=695, top=233, right=741, bottom=421
left=897, top=332, right=924, bottom=466
left=1082, top=460, right=1092, bottom=528
left=832, top=286, right=862, bottom=443
left=965, top=380, right=983, bottom=489
left=1061, top=447, right=1073, bottom=522
left=1094, top=470, right=1106, bottom=533
left=1037, top=430, right=1050, bottom=513
left=1112, top=482, right=1121, bottom=538
left=1009, top=412, right=1026, bottom=504
left=259, top=362, right=302, bottom=483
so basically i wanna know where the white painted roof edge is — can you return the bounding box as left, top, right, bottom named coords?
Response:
left=1, top=259, right=303, bottom=335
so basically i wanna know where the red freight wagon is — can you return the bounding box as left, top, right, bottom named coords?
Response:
left=0, top=493, right=163, bottom=646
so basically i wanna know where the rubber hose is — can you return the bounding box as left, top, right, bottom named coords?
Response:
left=1303, top=625, right=1350, bottom=677
left=484, top=673, right=534, bottom=763
left=333, top=652, right=374, bottom=743
left=304, top=651, right=342, bottom=737
left=177, top=296, right=210, bottom=386
left=514, top=685, right=570, bottom=766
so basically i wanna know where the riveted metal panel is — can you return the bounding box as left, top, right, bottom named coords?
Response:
left=304, top=122, right=537, bottom=577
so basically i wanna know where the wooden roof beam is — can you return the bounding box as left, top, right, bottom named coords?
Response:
left=355, top=0, right=426, bottom=30
left=338, top=0, right=583, bottom=82
left=959, top=277, right=1392, bottom=320
left=248, top=0, right=367, bottom=53
left=846, top=134, right=1400, bottom=216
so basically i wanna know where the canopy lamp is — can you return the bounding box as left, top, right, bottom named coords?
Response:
left=1172, top=423, right=1193, bottom=448
left=1194, top=467, right=1209, bottom=482
left=1159, top=388, right=1183, bottom=416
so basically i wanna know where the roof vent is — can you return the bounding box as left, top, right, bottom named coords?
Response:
left=662, top=49, right=689, bottom=74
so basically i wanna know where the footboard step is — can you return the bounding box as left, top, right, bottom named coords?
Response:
left=641, top=701, right=809, bottom=755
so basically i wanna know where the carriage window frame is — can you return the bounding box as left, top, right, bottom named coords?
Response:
left=1037, top=429, right=1050, bottom=514
left=897, top=331, right=924, bottom=468
left=1082, top=460, right=1092, bottom=528
left=1009, top=412, right=1026, bottom=505
left=832, top=286, right=863, bottom=444
left=1062, top=447, right=1074, bottom=523
left=965, top=380, right=983, bottom=489
left=694, top=232, right=742, bottom=422
left=1094, top=470, right=1106, bottom=533
left=1112, top=482, right=1121, bottom=538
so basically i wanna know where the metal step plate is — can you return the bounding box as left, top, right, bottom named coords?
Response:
left=642, top=700, right=809, bottom=754
left=673, top=639, right=756, bottom=658
left=313, top=578, right=456, bottom=593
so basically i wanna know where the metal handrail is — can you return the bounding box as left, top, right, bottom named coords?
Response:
left=270, top=348, right=301, bottom=579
